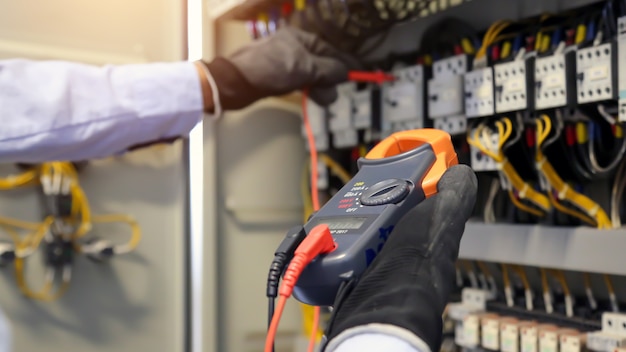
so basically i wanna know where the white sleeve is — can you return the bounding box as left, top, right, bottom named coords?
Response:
left=324, top=324, right=430, bottom=352
left=0, top=59, right=208, bottom=163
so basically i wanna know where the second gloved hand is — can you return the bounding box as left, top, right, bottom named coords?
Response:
left=203, top=26, right=360, bottom=110
left=322, top=164, right=478, bottom=352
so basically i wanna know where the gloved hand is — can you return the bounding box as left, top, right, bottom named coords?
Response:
left=203, top=26, right=360, bottom=110
left=322, top=164, right=478, bottom=352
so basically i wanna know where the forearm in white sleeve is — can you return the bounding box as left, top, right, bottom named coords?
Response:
left=0, top=59, right=207, bottom=163
left=324, top=324, right=430, bottom=352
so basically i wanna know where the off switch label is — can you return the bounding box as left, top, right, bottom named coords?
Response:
left=340, top=182, right=367, bottom=212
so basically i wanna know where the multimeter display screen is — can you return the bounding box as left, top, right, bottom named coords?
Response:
left=314, top=217, right=368, bottom=231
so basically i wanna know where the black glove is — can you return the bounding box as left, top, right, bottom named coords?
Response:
left=323, top=164, right=478, bottom=352
left=203, top=26, right=360, bottom=110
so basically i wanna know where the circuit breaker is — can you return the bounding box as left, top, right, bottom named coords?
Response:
left=429, top=55, right=469, bottom=118
left=302, top=98, right=329, bottom=151
left=495, top=57, right=535, bottom=113
left=618, top=16, right=626, bottom=121
left=576, top=43, right=617, bottom=104
left=381, top=65, right=425, bottom=136
left=328, top=83, right=358, bottom=148
left=464, top=67, right=495, bottom=118
left=534, top=51, right=576, bottom=110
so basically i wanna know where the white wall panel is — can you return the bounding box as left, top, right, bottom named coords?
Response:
left=0, top=0, right=191, bottom=351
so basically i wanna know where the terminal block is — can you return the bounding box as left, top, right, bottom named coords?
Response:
left=587, top=313, right=626, bottom=352
left=381, top=65, right=425, bottom=136
left=464, top=67, right=495, bottom=118
left=302, top=98, right=329, bottom=151
left=534, top=51, right=577, bottom=110
left=328, top=83, right=358, bottom=148
left=495, top=57, right=535, bottom=113
left=618, top=17, right=626, bottom=121
left=469, top=129, right=499, bottom=172
left=576, top=43, right=617, bottom=104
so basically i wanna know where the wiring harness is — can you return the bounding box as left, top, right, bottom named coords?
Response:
left=0, top=162, right=142, bottom=301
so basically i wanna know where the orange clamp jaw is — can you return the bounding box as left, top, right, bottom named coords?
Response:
left=365, top=129, right=458, bottom=198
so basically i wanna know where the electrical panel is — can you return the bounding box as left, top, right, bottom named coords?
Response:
left=534, top=51, right=576, bottom=110
left=433, top=115, right=468, bottom=135
left=328, top=83, right=358, bottom=148
left=428, top=54, right=469, bottom=118
left=495, top=58, right=535, bottom=113
left=381, top=65, right=425, bottom=136
left=576, top=43, right=617, bottom=104
left=618, top=16, right=626, bottom=122
left=302, top=99, right=329, bottom=151
left=464, top=67, right=495, bottom=118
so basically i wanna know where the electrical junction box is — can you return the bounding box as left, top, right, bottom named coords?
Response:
left=464, top=67, right=495, bottom=118
left=495, top=57, right=535, bottom=113
left=534, top=51, right=577, bottom=110
left=302, top=98, right=329, bottom=151
left=469, top=130, right=499, bottom=172
left=576, top=42, right=617, bottom=104
left=328, top=83, right=358, bottom=148
left=617, top=16, right=626, bottom=121
left=428, top=54, right=470, bottom=118
left=381, top=65, right=425, bottom=136
left=587, top=313, right=626, bottom=352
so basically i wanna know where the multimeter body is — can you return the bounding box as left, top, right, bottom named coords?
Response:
left=292, top=129, right=456, bottom=307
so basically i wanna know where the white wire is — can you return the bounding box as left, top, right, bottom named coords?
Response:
left=612, top=160, right=626, bottom=228
left=598, top=104, right=617, bottom=125
left=484, top=178, right=500, bottom=223
left=589, top=128, right=626, bottom=174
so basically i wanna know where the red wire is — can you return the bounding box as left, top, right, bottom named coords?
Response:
left=264, top=90, right=322, bottom=352
left=301, top=89, right=321, bottom=352
left=265, top=296, right=288, bottom=352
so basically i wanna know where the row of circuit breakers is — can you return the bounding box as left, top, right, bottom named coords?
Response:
left=305, top=17, right=626, bottom=166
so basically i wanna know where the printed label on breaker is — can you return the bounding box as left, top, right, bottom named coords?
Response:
left=502, top=325, right=520, bottom=352
left=539, top=331, right=558, bottom=352
left=463, top=316, right=481, bottom=347
left=521, top=327, right=538, bottom=352
left=482, top=319, right=500, bottom=350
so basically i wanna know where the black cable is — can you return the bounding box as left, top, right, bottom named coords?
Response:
left=266, top=226, right=307, bottom=351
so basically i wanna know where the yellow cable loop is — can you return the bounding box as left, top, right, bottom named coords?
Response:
left=535, top=115, right=612, bottom=228
left=540, top=268, right=550, bottom=295
left=82, top=214, right=142, bottom=253
left=14, top=258, right=69, bottom=302
left=467, top=119, right=551, bottom=213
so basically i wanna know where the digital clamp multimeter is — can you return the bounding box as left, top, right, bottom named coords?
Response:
left=292, top=129, right=458, bottom=307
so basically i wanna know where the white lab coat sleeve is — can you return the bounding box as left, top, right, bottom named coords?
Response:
left=0, top=306, right=9, bottom=352
left=0, top=59, right=207, bottom=163
left=324, top=324, right=430, bottom=352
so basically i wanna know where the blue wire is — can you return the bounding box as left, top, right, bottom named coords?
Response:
left=586, top=19, right=596, bottom=43
left=588, top=121, right=595, bottom=142
left=551, top=29, right=561, bottom=49
left=513, top=34, right=523, bottom=53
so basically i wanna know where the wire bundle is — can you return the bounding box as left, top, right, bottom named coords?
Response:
left=0, top=162, right=142, bottom=301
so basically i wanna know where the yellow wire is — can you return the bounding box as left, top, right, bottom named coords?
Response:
left=536, top=115, right=612, bottom=228
left=467, top=119, right=551, bottom=213
left=476, top=20, right=512, bottom=59
left=477, top=261, right=493, bottom=280
left=511, top=265, right=531, bottom=290
left=549, top=269, right=571, bottom=297
left=319, top=154, right=352, bottom=184
left=87, top=214, right=142, bottom=252
left=0, top=168, right=40, bottom=190
left=548, top=192, right=597, bottom=226
left=14, top=257, right=69, bottom=301
left=604, top=274, right=616, bottom=296
left=502, top=263, right=511, bottom=289
left=508, top=191, right=545, bottom=217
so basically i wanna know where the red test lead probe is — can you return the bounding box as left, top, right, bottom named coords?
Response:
left=264, top=224, right=337, bottom=352
left=348, top=70, right=396, bottom=85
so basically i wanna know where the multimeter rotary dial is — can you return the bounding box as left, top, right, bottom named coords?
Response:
left=359, top=178, right=411, bottom=206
